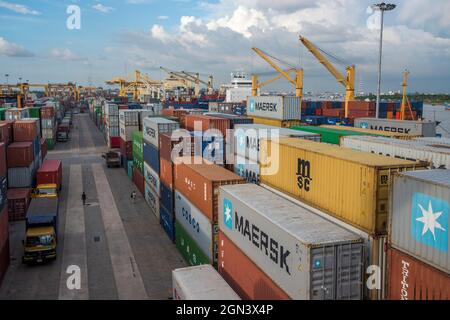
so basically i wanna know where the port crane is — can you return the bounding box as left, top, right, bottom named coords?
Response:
left=299, top=36, right=355, bottom=118
left=160, top=67, right=213, bottom=96
left=399, top=70, right=415, bottom=120
left=251, top=47, right=303, bottom=99
left=106, top=70, right=163, bottom=100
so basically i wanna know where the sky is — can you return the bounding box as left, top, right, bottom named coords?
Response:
left=0, top=0, right=450, bottom=93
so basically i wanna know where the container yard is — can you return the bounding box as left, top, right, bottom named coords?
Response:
left=0, top=0, right=449, bottom=306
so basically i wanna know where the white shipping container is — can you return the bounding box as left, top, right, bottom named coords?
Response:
left=175, top=190, right=215, bottom=261
left=219, top=184, right=364, bottom=300
left=414, top=137, right=450, bottom=147
left=144, top=162, right=160, bottom=196
left=143, top=117, right=179, bottom=148
left=105, top=103, right=119, bottom=115
left=354, top=118, right=436, bottom=137
left=172, top=265, right=240, bottom=300
left=341, top=136, right=450, bottom=169
left=139, top=110, right=156, bottom=129
left=107, top=115, right=119, bottom=127
left=119, top=124, right=139, bottom=142
left=246, top=95, right=301, bottom=120
left=119, top=110, right=140, bottom=126
left=107, top=126, right=119, bottom=137
left=234, top=154, right=260, bottom=185
left=41, top=118, right=55, bottom=129
left=390, top=169, right=450, bottom=274
left=144, top=182, right=160, bottom=221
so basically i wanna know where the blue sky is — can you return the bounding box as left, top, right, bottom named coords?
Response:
left=1, top=0, right=450, bottom=93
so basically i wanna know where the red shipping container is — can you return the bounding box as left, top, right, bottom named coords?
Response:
left=40, top=106, right=55, bottom=118
left=7, top=142, right=34, bottom=167
left=0, top=123, right=10, bottom=145
left=322, top=108, right=344, bottom=117
left=162, top=108, right=189, bottom=120
left=0, top=207, right=8, bottom=250
left=7, top=188, right=32, bottom=221
left=0, top=239, right=9, bottom=287
left=132, top=167, right=145, bottom=195
left=118, top=104, right=128, bottom=110
left=174, top=157, right=244, bottom=223
left=184, top=115, right=230, bottom=138
left=315, top=108, right=323, bottom=116
left=0, top=143, right=6, bottom=178
left=218, top=231, right=290, bottom=300
left=37, top=159, right=62, bottom=190
left=159, top=132, right=195, bottom=163
left=387, top=247, right=450, bottom=300
left=109, top=136, right=120, bottom=149
left=160, top=157, right=173, bottom=189
left=40, top=138, right=47, bottom=161
left=119, top=138, right=133, bottom=160
left=348, top=110, right=375, bottom=118
left=13, top=119, right=38, bottom=142
left=321, top=101, right=333, bottom=109
left=347, top=101, right=375, bottom=111
left=0, top=121, right=14, bottom=145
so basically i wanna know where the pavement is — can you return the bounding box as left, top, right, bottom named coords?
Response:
left=0, top=112, right=186, bottom=300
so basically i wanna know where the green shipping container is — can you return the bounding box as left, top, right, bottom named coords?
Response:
left=175, top=221, right=212, bottom=267
left=290, top=125, right=379, bottom=145
left=46, top=138, right=55, bottom=150
left=133, top=155, right=144, bottom=174
left=0, top=108, right=11, bottom=120
left=28, top=107, right=41, bottom=119
left=132, top=131, right=143, bottom=159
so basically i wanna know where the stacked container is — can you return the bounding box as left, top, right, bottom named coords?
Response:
left=5, top=107, right=30, bottom=120
left=119, top=110, right=140, bottom=163
left=105, top=103, right=120, bottom=148
left=246, top=96, right=302, bottom=128
left=132, top=131, right=144, bottom=176
left=7, top=188, right=31, bottom=221
left=40, top=106, right=56, bottom=150
left=0, top=131, right=8, bottom=285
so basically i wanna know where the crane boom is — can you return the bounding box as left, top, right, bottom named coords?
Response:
left=252, top=48, right=296, bottom=84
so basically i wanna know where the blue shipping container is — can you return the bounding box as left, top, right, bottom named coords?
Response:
left=160, top=182, right=173, bottom=214
left=33, top=137, right=40, bottom=158
left=143, top=141, right=160, bottom=174
left=303, top=115, right=328, bottom=125
left=192, top=131, right=224, bottom=164
left=160, top=205, right=175, bottom=242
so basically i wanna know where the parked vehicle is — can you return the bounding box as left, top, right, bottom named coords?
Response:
left=102, top=151, right=121, bottom=168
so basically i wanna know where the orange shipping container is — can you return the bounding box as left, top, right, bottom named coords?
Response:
left=218, top=231, right=290, bottom=300
left=174, top=157, right=244, bottom=223
left=160, top=157, right=173, bottom=189
left=387, top=247, right=450, bottom=300
left=184, top=115, right=230, bottom=138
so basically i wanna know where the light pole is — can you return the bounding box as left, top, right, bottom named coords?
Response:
left=372, top=2, right=396, bottom=119
left=5, top=74, right=9, bottom=85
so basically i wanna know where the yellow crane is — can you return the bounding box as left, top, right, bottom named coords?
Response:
left=299, top=36, right=355, bottom=118
left=399, top=70, right=415, bottom=120
left=251, top=47, right=303, bottom=98
left=160, top=67, right=213, bottom=96
left=106, top=70, right=163, bottom=100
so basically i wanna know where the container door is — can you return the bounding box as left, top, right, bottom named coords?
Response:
left=310, top=246, right=337, bottom=300
left=336, top=242, right=364, bottom=300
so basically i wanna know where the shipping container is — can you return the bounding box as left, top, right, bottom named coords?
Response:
left=159, top=131, right=195, bottom=163
left=132, top=167, right=145, bottom=196
left=341, top=136, right=450, bottom=169
left=40, top=106, right=55, bottom=118
left=172, top=265, right=240, bottom=300
left=144, top=182, right=159, bottom=221
left=8, top=161, right=34, bottom=188
left=119, top=138, right=133, bottom=160
left=40, top=138, right=47, bottom=161
left=250, top=116, right=302, bottom=128
left=174, top=158, right=245, bottom=223
left=260, top=138, right=427, bottom=235
left=175, top=220, right=212, bottom=266
left=7, top=188, right=31, bottom=221
left=291, top=125, right=379, bottom=145
left=0, top=240, right=9, bottom=287
left=234, top=154, right=260, bottom=184
left=219, top=231, right=290, bottom=300
left=321, top=125, right=419, bottom=140
left=104, top=103, right=119, bottom=115
left=204, top=113, right=253, bottom=128
left=36, top=159, right=62, bottom=190
left=160, top=157, right=173, bottom=189
left=160, top=205, right=175, bottom=242
left=387, top=246, right=450, bottom=300
left=108, top=136, right=120, bottom=149
left=0, top=123, right=11, bottom=145
left=119, top=110, right=140, bottom=126
left=219, top=184, right=364, bottom=300
left=0, top=143, right=6, bottom=178
left=0, top=207, right=8, bottom=249
left=119, top=124, right=139, bottom=142
left=143, top=117, right=180, bottom=148
left=175, top=190, right=216, bottom=262
left=390, top=170, right=450, bottom=274
left=5, top=108, right=29, bottom=120
left=7, top=142, right=34, bottom=167
left=143, top=141, right=160, bottom=174
left=414, top=137, right=450, bottom=147
left=132, top=131, right=143, bottom=160
left=143, top=161, right=160, bottom=196
left=184, top=115, right=230, bottom=139
left=354, top=118, right=436, bottom=137
left=246, top=96, right=301, bottom=121
left=160, top=182, right=173, bottom=214
left=127, top=160, right=133, bottom=179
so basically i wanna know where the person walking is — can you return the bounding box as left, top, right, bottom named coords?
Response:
left=131, top=191, right=137, bottom=204
left=82, top=191, right=87, bottom=206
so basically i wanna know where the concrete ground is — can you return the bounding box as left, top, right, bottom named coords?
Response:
left=0, top=112, right=186, bottom=300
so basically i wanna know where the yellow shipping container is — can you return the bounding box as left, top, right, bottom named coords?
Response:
left=320, top=125, right=420, bottom=140
left=260, top=138, right=427, bottom=235
left=250, top=116, right=301, bottom=128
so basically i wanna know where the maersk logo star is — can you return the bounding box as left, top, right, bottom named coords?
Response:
left=223, top=198, right=233, bottom=230
left=416, top=201, right=446, bottom=241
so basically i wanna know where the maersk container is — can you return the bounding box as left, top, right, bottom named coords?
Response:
left=219, top=184, right=364, bottom=300
left=143, top=141, right=160, bottom=174
left=160, top=205, right=175, bottom=242
left=119, top=110, right=140, bottom=126
left=119, top=124, right=139, bottom=142
left=354, top=118, right=436, bottom=137
left=234, top=154, right=260, bottom=184
left=261, top=138, right=427, bottom=235
left=172, top=265, right=240, bottom=300
left=341, top=136, right=450, bottom=169
left=8, top=162, right=34, bottom=188
left=246, top=96, right=301, bottom=120
left=234, top=124, right=320, bottom=163
left=143, top=162, right=160, bottom=196
left=160, top=182, right=173, bottom=214
left=390, top=170, right=450, bottom=274
left=144, top=182, right=159, bottom=221
left=175, top=220, right=212, bottom=266
left=143, top=117, right=180, bottom=149
left=175, top=190, right=215, bottom=262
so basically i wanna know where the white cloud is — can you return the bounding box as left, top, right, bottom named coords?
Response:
left=158, top=15, right=169, bottom=20
left=0, top=37, right=34, bottom=57
left=92, top=3, right=114, bottom=13
left=0, top=1, right=41, bottom=15
left=50, top=48, right=84, bottom=61
left=151, top=25, right=170, bottom=42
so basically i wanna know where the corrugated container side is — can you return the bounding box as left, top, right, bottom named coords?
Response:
left=143, top=117, right=180, bottom=148
left=160, top=182, right=174, bottom=214
left=160, top=157, right=173, bottom=189
left=143, top=141, right=160, bottom=174
left=0, top=207, right=8, bottom=250
left=7, top=142, right=34, bottom=167
left=184, top=115, right=230, bottom=138
left=0, top=143, right=6, bottom=178
left=175, top=220, right=213, bottom=266
left=234, top=154, right=260, bottom=184
left=0, top=239, right=9, bottom=287
left=354, top=118, right=436, bottom=137
left=132, top=167, right=145, bottom=196
left=321, top=125, right=419, bottom=140
left=8, top=162, right=34, bottom=188
left=251, top=116, right=302, bottom=128
left=143, top=162, right=160, bottom=196
left=144, top=182, right=159, bottom=221
left=160, top=205, right=175, bottom=242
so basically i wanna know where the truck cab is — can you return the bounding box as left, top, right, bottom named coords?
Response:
left=31, top=183, right=58, bottom=199
left=102, top=150, right=121, bottom=168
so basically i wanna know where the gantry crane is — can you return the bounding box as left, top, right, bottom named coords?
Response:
left=299, top=36, right=355, bottom=118
left=106, top=70, right=163, bottom=100
left=399, top=70, right=415, bottom=120
left=160, top=67, right=213, bottom=96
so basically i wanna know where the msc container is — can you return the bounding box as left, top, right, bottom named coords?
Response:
left=321, top=125, right=419, bottom=140
left=291, top=125, right=379, bottom=145
left=143, top=117, right=180, bottom=148
left=247, top=96, right=301, bottom=120
left=7, top=142, right=34, bottom=167
left=144, top=182, right=159, bottom=220
left=160, top=205, right=175, bottom=242
left=250, top=116, right=302, bottom=128
left=219, top=231, right=290, bottom=300
left=174, top=157, right=245, bottom=223
left=234, top=154, right=260, bottom=185
left=132, top=167, right=145, bottom=196
left=143, top=162, right=160, bottom=196
left=119, top=124, right=139, bottom=142
left=354, top=118, right=436, bottom=137
left=175, top=220, right=212, bottom=266
left=36, top=159, right=62, bottom=190
left=219, top=184, right=364, bottom=300
left=143, top=141, right=160, bottom=174
left=341, top=136, right=450, bottom=169
left=160, top=182, right=174, bottom=214
left=260, top=138, right=427, bottom=235
left=172, top=265, right=240, bottom=300
left=235, top=124, right=320, bottom=163
left=175, top=190, right=216, bottom=262
left=390, top=170, right=450, bottom=274
left=387, top=246, right=450, bottom=300
left=160, top=157, right=173, bottom=189
left=119, top=110, right=140, bottom=126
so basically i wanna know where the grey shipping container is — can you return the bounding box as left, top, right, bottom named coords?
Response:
left=143, top=117, right=180, bottom=149
left=246, top=96, right=301, bottom=120
left=172, top=265, right=240, bottom=300
left=354, top=118, right=436, bottom=137
left=219, top=183, right=364, bottom=300
left=119, top=110, right=140, bottom=126
left=144, top=182, right=159, bottom=221
left=390, top=169, right=450, bottom=274
left=8, top=162, right=35, bottom=188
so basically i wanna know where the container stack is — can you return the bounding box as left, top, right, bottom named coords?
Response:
left=40, top=105, right=57, bottom=150
left=246, top=96, right=302, bottom=128
left=388, top=170, right=450, bottom=300
left=5, top=107, right=30, bottom=121
left=132, top=131, right=144, bottom=180
left=291, top=125, right=381, bottom=145
left=105, top=103, right=120, bottom=149
left=119, top=110, right=140, bottom=166
left=0, top=128, right=8, bottom=286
